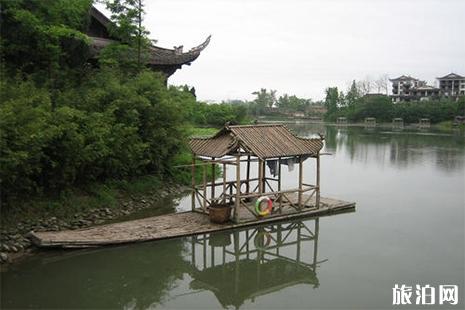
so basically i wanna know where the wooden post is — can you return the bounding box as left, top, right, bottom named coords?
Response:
left=211, top=157, right=216, bottom=202
left=258, top=159, right=263, bottom=194
left=191, top=154, right=196, bottom=211
left=296, top=222, right=301, bottom=263
left=278, top=157, right=282, bottom=213
left=298, top=156, right=303, bottom=210
left=222, top=163, right=226, bottom=204
left=316, top=153, right=320, bottom=209
left=203, top=164, right=207, bottom=212
left=234, top=155, right=241, bottom=222
left=262, top=160, right=266, bottom=193
left=246, top=155, right=251, bottom=194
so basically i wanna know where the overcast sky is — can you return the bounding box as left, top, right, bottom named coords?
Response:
left=98, top=0, right=465, bottom=101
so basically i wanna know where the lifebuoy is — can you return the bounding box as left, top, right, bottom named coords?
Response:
left=255, top=196, right=273, bottom=216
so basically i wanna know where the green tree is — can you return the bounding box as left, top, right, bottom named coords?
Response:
left=102, top=0, right=150, bottom=71
left=346, top=80, right=360, bottom=107
left=0, top=0, right=92, bottom=104
left=324, top=87, right=339, bottom=114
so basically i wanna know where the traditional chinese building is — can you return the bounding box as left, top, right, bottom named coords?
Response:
left=87, top=6, right=210, bottom=79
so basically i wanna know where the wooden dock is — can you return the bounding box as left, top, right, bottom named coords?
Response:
left=28, top=196, right=355, bottom=248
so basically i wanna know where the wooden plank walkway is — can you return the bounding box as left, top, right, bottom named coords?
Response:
left=28, top=196, right=355, bottom=248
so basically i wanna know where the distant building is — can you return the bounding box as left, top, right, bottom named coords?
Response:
left=437, top=73, right=465, bottom=98
left=389, top=73, right=464, bottom=102
left=410, top=85, right=440, bottom=101
left=389, top=75, right=424, bottom=102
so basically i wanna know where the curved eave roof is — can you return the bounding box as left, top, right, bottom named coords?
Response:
left=89, top=35, right=210, bottom=66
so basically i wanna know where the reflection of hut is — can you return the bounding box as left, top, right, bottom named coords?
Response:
left=364, top=117, right=376, bottom=127
left=392, top=118, right=404, bottom=128
left=189, top=124, right=324, bottom=223
left=189, top=219, right=322, bottom=309
left=337, top=117, right=347, bottom=124
left=418, top=118, right=430, bottom=128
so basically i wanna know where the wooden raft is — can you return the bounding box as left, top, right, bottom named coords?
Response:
left=28, top=196, right=355, bottom=248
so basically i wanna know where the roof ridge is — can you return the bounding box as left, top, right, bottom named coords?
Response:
left=228, top=124, right=283, bottom=128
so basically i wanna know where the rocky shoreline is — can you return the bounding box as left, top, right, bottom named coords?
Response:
left=0, top=184, right=188, bottom=265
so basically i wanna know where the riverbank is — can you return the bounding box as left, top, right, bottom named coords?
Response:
left=259, top=118, right=465, bottom=131
left=0, top=127, right=220, bottom=266
left=0, top=178, right=191, bottom=265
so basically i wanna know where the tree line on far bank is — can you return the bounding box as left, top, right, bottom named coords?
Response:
left=323, top=82, right=465, bottom=124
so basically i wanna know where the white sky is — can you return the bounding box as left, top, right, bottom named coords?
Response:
left=97, top=0, right=465, bottom=101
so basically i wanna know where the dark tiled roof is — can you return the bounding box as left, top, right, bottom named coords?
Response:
left=89, top=36, right=210, bottom=66
left=437, top=73, right=464, bottom=80
left=189, top=124, right=324, bottom=159
left=88, top=7, right=210, bottom=66
left=389, top=75, right=419, bottom=82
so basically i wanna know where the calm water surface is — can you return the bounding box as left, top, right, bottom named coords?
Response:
left=1, top=124, right=464, bottom=309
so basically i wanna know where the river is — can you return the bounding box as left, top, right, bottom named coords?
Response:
left=1, top=124, right=464, bottom=309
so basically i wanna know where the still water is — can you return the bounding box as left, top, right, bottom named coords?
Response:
left=1, top=124, right=464, bottom=309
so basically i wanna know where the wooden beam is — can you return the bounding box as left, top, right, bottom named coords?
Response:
left=262, top=160, right=266, bottom=193
left=278, top=157, right=282, bottom=213
left=298, top=156, right=303, bottom=210
left=191, top=153, right=196, bottom=211
left=222, top=163, right=226, bottom=204
left=246, top=155, right=251, bottom=194
left=234, top=155, right=241, bottom=222
left=316, top=153, right=320, bottom=209
left=211, top=157, right=215, bottom=202
left=203, top=165, right=207, bottom=211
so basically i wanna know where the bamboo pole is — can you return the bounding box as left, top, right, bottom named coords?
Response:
left=222, top=163, right=226, bottom=204
left=246, top=155, right=251, bottom=194
left=191, top=154, right=196, bottom=211
left=298, top=156, right=303, bottom=210
left=316, top=153, right=320, bottom=209
left=278, top=157, right=282, bottom=213
left=234, top=155, right=241, bottom=222
left=258, top=159, right=263, bottom=194
left=203, top=164, right=207, bottom=211
left=211, top=157, right=215, bottom=202
left=261, top=160, right=266, bottom=192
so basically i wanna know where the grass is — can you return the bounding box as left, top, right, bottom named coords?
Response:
left=188, top=127, right=218, bottom=136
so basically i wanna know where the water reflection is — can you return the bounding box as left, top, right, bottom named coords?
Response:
left=188, top=219, right=322, bottom=309
left=293, top=124, right=465, bottom=172
left=0, top=219, right=323, bottom=309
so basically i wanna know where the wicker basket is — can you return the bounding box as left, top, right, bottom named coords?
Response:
left=209, top=202, right=232, bottom=224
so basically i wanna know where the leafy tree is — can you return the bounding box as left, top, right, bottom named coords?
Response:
left=0, top=0, right=92, bottom=99
left=324, top=87, right=339, bottom=114
left=346, top=80, right=360, bottom=107
left=102, top=0, right=150, bottom=71
left=252, top=88, right=276, bottom=113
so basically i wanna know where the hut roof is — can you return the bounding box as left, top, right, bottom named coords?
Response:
left=189, top=124, right=323, bottom=159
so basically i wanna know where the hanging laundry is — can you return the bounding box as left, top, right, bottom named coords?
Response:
left=266, top=160, right=278, bottom=177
